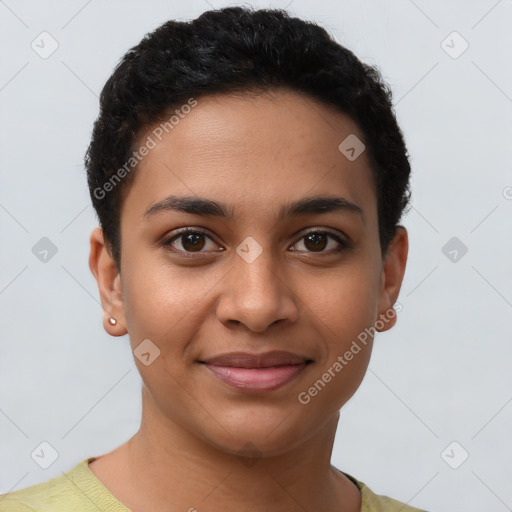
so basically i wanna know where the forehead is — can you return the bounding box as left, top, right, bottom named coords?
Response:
left=121, top=89, right=377, bottom=224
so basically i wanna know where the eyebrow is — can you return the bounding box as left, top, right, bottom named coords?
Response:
left=143, top=195, right=365, bottom=223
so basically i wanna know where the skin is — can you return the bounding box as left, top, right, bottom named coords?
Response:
left=88, top=89, right=408, bottom=512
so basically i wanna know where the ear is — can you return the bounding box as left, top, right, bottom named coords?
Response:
left=88, top=227, right=127, bottom=336
left=375, top=226, right=408, bottom=332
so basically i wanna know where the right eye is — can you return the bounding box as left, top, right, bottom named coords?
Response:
left=162, top=228, right=223, bottom=257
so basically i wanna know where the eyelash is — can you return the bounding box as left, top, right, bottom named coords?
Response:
left=161, top=227, right=350, bottom=258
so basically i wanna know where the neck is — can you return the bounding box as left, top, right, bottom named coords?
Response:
left=94, top=387, right=361, bottom=512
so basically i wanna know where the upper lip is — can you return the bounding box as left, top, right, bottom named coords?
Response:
left=199, top=350, right=312, bottom=368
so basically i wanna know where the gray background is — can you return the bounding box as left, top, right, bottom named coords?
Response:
left=1, top=0, right=511, bottom=510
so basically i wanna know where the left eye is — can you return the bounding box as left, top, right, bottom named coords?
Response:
left=290, top=231, right=348, bottom=253
left=162, top=229, right=348, bottom=255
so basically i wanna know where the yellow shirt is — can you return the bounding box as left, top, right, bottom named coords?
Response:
left=0, top=458, right=428, bottom=511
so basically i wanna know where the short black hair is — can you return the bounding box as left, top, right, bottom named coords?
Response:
left=85, top=6, right=411, bottom=271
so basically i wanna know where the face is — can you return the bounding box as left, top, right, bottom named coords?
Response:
left=90, top=89, right=408, bottom=458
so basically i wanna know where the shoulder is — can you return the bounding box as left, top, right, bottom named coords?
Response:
left=0, top=492, right=36, bottom=512
left=0, top=463, right=82, bottom=512
left=342, top=471, right=430, bottom=512
left=0, top=471, right=68, bottom=512
left=0, top=458, right=129, bottom=512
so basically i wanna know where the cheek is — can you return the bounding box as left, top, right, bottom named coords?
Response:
left=121, top=250, right=206, bottom=341
left=295, top=260, right=379, bottom=401
left=296, top=344, right=372, bottom=421
left=296, top=272, right=378, bottom=401
left=122, top=263, right=198, bottom=412
left=299, top=258, right=380, bottom=337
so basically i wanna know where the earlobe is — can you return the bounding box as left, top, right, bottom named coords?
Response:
left=375, top=226, right=408, bottom=333
left=88, top=227, right=128, bottom=337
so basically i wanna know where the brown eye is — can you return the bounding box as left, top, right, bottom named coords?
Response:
left=291, top=230, right=349, bottom=254
left=303, top=232, right=328, bottom=252
left=163, top=229, right=219, bottom=254
left=181, top=232, right=206, bottom=252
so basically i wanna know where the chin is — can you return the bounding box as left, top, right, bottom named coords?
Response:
left=201, top=410, right=320, bottom=459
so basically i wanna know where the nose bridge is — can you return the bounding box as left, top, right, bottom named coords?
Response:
left=216, top=240, right=298, bottom=331
left=236, top=245, right=278, bottom=294
left=233, top=241, right=282, bottom=305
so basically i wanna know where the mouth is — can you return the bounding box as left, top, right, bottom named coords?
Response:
left=198, top=350, right=313, bottom=393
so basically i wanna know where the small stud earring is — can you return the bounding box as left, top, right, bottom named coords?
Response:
left=108, top=317, right=117, bottom=325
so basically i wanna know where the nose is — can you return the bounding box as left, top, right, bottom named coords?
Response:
left=215, top=246, right=299, bottom=333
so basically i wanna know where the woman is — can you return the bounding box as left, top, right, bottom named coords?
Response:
left=0, top=6, right=427, bottom=511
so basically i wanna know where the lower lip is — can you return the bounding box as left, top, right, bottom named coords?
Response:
left=201, top=363, right=309, bottom=393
